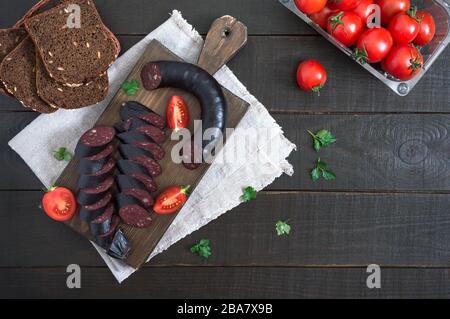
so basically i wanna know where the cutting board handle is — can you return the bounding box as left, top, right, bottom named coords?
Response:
left=197, top=15, right=247, bottom=75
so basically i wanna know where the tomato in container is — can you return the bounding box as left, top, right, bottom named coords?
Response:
left=327, top=11, right=364, bottom=47
left=294, top=0, right=327, bottom=14
left=355, top=27, right=393, bottom=63
left=377, top=0, right=411, bottom=26
left=388, top=6, right=421, bottom=44
left=309, top=5, right=338, bottom=29
left=353, top=0, right=376, bottom=25
left=381, top=44, right=423, bottom=80
left=414, top=10, right=436, bottom=46
left=329, top=0, right=362, bottom=11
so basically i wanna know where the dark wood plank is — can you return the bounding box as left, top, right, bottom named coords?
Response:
left=4, top=112, right=450, bottom=192
left=2, top=191, right=450, bottom=267
left=0, top=0, right=314, bottom=35
left=3, top=35, right=449, bottom=113
left=1, top=266, right=450, bottom=298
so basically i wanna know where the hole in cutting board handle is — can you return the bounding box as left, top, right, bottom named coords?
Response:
left=221, top=27, right=231, bottom=38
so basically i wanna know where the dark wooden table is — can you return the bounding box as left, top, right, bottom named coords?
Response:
left=1, top=0, right=450, bottom=299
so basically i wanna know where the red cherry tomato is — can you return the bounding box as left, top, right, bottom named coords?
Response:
left=355, top=27, right=393, bottom=63
left=329, top=0, right=362, bottom=11
left=388, top=7, right=421, bottom=44
left=414, top=10, right=435, bottom=46
left=353, top=0, right=375, bottom=25
left=309, top=6, right=338, bottom=29
left=376, top=0, right=410, bottom=26
left=154, top=185, right=190, bottom=215
left=42, top=187, right=77, bottom=222
left=327, top=11, right=364, bottom=47
left=296, top=60, right=327, bottom=94
left=166, top=96, right=190, bottom=131
left=294, top=0, right=327, bottom=14
left=381, top=44, right=423, bottom=80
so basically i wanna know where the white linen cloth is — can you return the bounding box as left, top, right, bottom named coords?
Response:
left=9, top=10, right=296, bottom=283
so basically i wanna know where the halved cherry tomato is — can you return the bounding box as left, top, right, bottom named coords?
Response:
left=414, top=10, right=435, bottom=46
left=355, top=27, right=393, bottom=63
left=166, top=96, right=190, bottom=131
left=154, top=185, right=190, bottom=215
left=296, top=60, right=327, bottom=94
left=376, top=0, right=410, bottom=26
left=309, top=5, right=338, bottom=29
left=329, top=0, right=362, bottom=11
left=388, top=7, right=421, bottom=44
left=42, top=187, right=77, bottom=222
left=353, top=0, right=375, bottom=25
left=381, top=44, right=423, bottom=80
left=294, top=0, right=327, bottom=14
left=327, top=11, right=364, bottom=47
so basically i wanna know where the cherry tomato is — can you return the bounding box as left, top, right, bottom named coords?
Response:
left=355, top=27, right=393, bottom=63
left=353, top=0, right=375, bottom=25
left=294, top=0, right=327, bottom=14
left=42, top=187, right=77, bottom=222
left=414, top=10, right=435, bottom=46
left=309, top=6, right=338, bottom=29
left=376, top=0, right=410, bottom=26
left=388, top=7, right=421, bottom=44
left=166, top=96, right=190, bottom=131
left=154, top=185, right=190, bottom=215
left=327, top=11, right=364, bottom=47
left=296, top=60, right=327, bottom=94
left=329, top=0, right=362, bottom=11
left=381, top=44, right=423, bottom=80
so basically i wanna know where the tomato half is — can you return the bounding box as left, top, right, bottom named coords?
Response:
left=388, top=7, right=421, bottom=44
left=296, top=60, right=327, bottom=94
left=414, top=10, right=435, bottom=46
left=42, top=187, right=77, bottom=222
left=309, top=5, right=338, bottom=29
left=327, top=11, right=364, bottom=47
left=355, top=27, right=393, bottom=63
left=381, top=44, right=423, bottom=80
left=376, top=0, right=410, bottom=26
left=166, top=96, right=190, bottom=131
left=329, top=0, right=362, bottom=11
left=353, top=0, right=375, bottom=25
left=154, top=185, right=190, bottom=215
left=294, top=0, right=327, bottom=14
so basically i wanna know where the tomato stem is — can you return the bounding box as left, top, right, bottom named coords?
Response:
left=406, top=6, right=422, bottom=23
left=181, top=185, right=191, bottom=194
left=354, top=47, right=368, bottom=64
left=311, top=85, right=324, bottom=96
left=329, top=11, right=345, bottom=32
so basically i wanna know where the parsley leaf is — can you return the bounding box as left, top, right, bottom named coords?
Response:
left=121, top=79, right=140, bottom=96
left=310, top=158, right=336, bottom=182
left=276, top=220, right=291, bottom=236
left=190, top=239, right=212, bottom=259
left=241, top=186, right=257, bottom=202
left=307, top=129, right=336, bottom=152
left=53, top=147, right=73, bottom=162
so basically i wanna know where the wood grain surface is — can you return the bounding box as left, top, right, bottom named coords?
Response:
left=1, top=0, right=450, bottom=298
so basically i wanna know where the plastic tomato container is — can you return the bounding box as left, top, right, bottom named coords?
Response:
left=279, top=0, right=450, bottom=96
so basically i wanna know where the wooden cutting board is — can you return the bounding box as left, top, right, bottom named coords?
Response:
left=56, top=16, right=249, bottom=269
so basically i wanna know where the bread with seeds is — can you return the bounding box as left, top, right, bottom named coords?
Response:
left=25, top=0, right=120, bottom=86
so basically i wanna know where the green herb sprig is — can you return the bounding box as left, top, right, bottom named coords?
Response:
left=275, top=220, right=291, bottom=236
left=307, top=129, right=336, bottom=152
left=190, top=239, right=212, bottom=259
left=311, top=158, right=336, bottom=182
left=241, top=186, right=257, bottom=202
left=121, top=79, right=140, bottom=96
left=53, top=147, right=73, bottom=161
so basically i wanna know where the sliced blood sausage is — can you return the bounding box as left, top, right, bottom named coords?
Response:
left=119, top=205, right=152, bottom=228
left=119, top=144, right=150, bottom=160
left=90, top=203, right=114, bottom=236
left=95, top=215, right=120, bottom=249
left=108, top=229, right=132, bottom=260
left=116, top=175, right=145, bottom=191
left=84, top=144, right=115, bottom=161
left=117, top=130, right=149, bottom=145
left=77, top=176, right=114, bottom=205
left=88, top=158, right=116, bottom=177
left=123, top=188, right=154, bottom=208
left=79, top=204, right=108, bottom=222
left=120, top=101, right=165, bottom=129
left=77, top=174, right=110, bottom=189
left=117, top=160, right=148, bottom=176
left=75, top=126, right=116, bottom=158
left=117, top=193, right=143, bottom=208
left=130, top=173, right=158, bottom=193
left=82, top=192, right=112, bottom=211
left=133, top=141, right=165, bottom=161
left=135, top=125, right=166, bottom=144
left=141, top=61, right=227, bottom=153
left=114, top=119, right=133, bottom=133
left=131, top=156, right=162, bottom=177
left=76, top=156, right=110, bottom=175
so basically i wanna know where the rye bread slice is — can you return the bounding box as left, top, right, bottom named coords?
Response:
left=0, top=37, right=56, bottom=113
left=36, top=54, right=109, bottom=109
left=25, top=0, right=120, bottom=86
